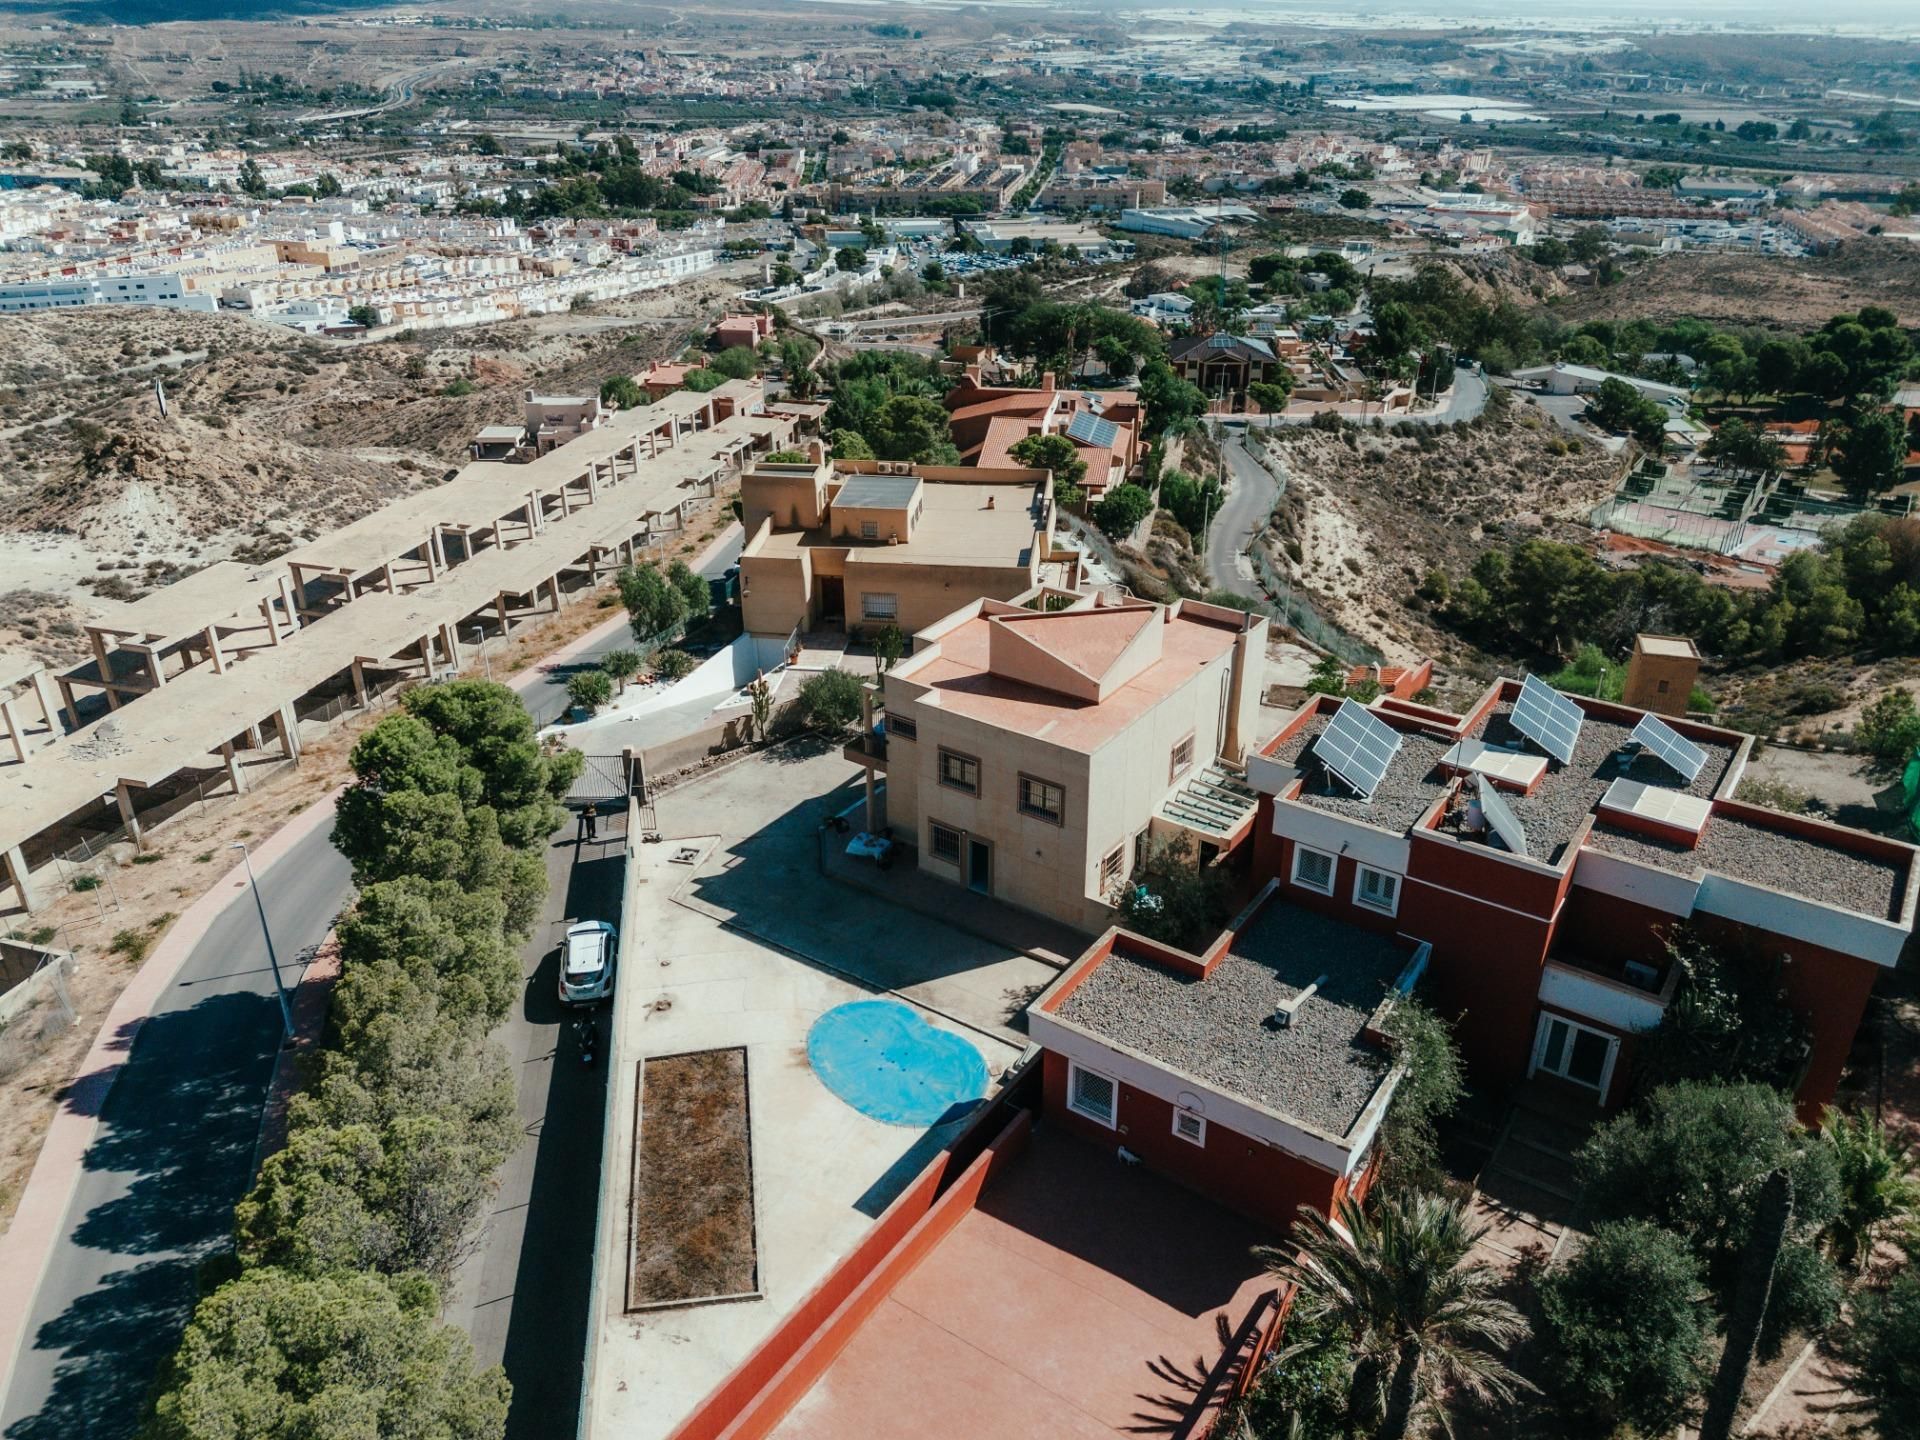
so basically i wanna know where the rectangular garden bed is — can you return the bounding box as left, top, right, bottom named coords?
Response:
left=628, top=1046, right=759, bottom=1308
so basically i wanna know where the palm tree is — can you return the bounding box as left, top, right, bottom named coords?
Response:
left=1822, top=1109, right=1920, bottom=1272
left=1257, top=1191, right=1533, bottom=1440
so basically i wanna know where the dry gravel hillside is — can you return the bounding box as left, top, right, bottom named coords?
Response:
left=1254, top=404, right=1627, bottom=668
left=0, top=288, right=731, bottom=671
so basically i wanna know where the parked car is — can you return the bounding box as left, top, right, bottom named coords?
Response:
left=559, top=920, right=617, bottom=1005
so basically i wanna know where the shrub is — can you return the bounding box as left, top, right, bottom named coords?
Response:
left=1114, top=834, right=1232, bottom=953
left=1848, top=1266, right=1920, bottom=1437
left=1375, top=997, right=1463, bottom=1193
left=1092, top=483, right=1153, bottom=539
left=442, top=378, right=476, bottom=398
left=72, top=874, right=100, bottom=893
left=599, top=648, right=642, bottom=692
left=565, top=670, right=612, bottom=713
left=796, top=668, right=865, bottom=732
left=1538, top=1220, right=1712, bottom=1434
left=1858, top=688, right=1920, bottom=760
left=1632, top=928, right=1811, bottom=1095
left=109, top=927, right=154, bottom=964
left=600, top=374, right=643, bottom=409
left=654, top=649, right=698, bottom=681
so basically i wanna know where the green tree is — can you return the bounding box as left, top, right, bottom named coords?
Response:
left=1248, top=376, right=1294, bottom=415
left=709, top=346, right=758, bottom=380
left=600, top=648, right=642, bottom=693
left=1259, top=1192, right=1532, bottom=1440
left=796, top=668, right=864, bottom=732
left=347, top=303, right=380, bottom=329
left=618, top=563, right=689, bottom=644
left=1092, top=482, right=1153, bottom=539
left=668, top=558, right=710, bottom=622
left=1632, top=928, right=1812, bottom=1094
left=1159, top=468, right=1223, bottom=543
left=1537, top=1220, right=1712, bottom=1435
left=1822, top=1108, right=1920, bottom=1271
left=566, top=669, right=612, bottom=713
left=1115, top=834, right=1231, bottom=951
left=140, top=1269, right=508, bottom=1440
left=1833, top=411, right=1910, bottom=497
left=1375, top=997, right=1464, bottom=1193
left=867, top=395, right=956, bottom=463
left=1588, top=377, right=1668, bottom=449
left=1339, top=187, right=1371, bottom=209
left=874, top=623, right=905, bottom=674
left=835, top=245, right=867, bottom=272
left=1859, top=688, right=1920, bottom=760
left=1137, top=358, right=1208, bottom=435
left=1577, top=1082, right=1843, bottom=1351
left=600, top=374, right=643, bottom=408
left=1008, top=432, right=1089, bottom=499
left=830, top=428, right=874, bottom=460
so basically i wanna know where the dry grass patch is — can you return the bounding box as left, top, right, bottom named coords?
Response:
left=629, top=1047, right=757, bottom=1307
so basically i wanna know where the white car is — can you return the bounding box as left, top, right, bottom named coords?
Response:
left=559, top=920, right=617, bottom=1006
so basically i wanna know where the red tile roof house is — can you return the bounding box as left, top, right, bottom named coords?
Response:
left=716, top=312, right=776, bottom=350
left=943, top=371, right=1145, bottom=500
left=1244, top=681, right=1919, bottom=1120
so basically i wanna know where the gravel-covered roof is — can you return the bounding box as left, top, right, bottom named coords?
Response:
left=1055, top=899, right=1408, bottom=1136
left=1588, top=815, right=1907, bottom=921
left=1269, top=701, right=1738, bottom=866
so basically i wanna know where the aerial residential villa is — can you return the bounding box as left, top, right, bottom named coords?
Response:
left=1243, top=672, right=1918, bottom=1119
left=942, top=370, right=1145, bottom=499
left=847, top=593, right=1267, bottom=931
left=737, top=452, right=1082, bottom=642
left=524, top=388, right=610, bottom=453
left=1166, top=332, right=1283, bottom=408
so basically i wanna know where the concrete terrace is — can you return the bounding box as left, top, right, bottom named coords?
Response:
left=1, top=380, right=809, bottom=912
left=768, top=1126, right=1275, bottom=1440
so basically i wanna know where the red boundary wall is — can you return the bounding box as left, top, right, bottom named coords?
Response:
left=667, top=1098, right=1035, bottom=1440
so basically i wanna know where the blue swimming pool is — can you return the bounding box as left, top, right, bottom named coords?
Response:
left=806, top=1000, right=988, bottom=1127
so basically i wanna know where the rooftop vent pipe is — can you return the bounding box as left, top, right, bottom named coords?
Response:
left=1272, top=974, right=1328, bottom=1029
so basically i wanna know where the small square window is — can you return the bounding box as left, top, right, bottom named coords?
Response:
left=939, top=748, right=979, bottom=795
left=1292, top=846, right=1335, bottom=895
left=930, top=821, right=962, bottom=863
left=1019, top=775, right=1065, bottom=824
left=1355, top=865, right=1399, bottom=915
left=861, top=591, right=898, bottom=621
left=1068, top=1063, right=1117, bottom=1127
left=888, top=713, right=917, bottom=741
left=1173, top=1109, right=1206, bottom=1146
left=1169, top=733, right=1195, bottom=781
left=1656, top=678, right=1670, bottom=694
left=860, top=519, right=879, bottom=540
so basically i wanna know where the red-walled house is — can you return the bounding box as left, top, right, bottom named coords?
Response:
left=1243, top=680, right=1918, bottom=1120
left=1026, top=885, right=1426, bottom=1231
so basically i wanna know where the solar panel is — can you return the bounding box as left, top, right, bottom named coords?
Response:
left=1511, top=674, right=1585, bottom=766
left=1066, top=410, right=1119, bottom=450
left=1474, top=775, right=1529, bottom=858
left=1629, top=713, right=1708, bottom=785
left=1315, top=698, right=1402, bottom=800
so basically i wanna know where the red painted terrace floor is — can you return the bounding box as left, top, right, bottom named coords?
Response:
left=770, top=1125, right=1277, bottom=1439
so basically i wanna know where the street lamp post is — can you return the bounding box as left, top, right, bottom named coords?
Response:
left=232, top=842, right=294, bottom=1039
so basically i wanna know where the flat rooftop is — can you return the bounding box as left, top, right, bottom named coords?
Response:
left=1271, top=699, right=1739, bottom=866
left=1056, top=898, right=1408, bottom=1137
left=750, top=479, right=1042, bottom=569
left=901, top=604, right=1242, bottom=755
left=769, top=1126, right=1273, bottom=1440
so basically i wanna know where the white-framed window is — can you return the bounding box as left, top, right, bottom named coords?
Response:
left=1354, top=865, right=1400, bottom=916
left=861, top=591, right=898, bottom=621
left=1172, top=1109, right=1206, bottom=1146
left=1067, top=1061, right=1117, bottom=1128
left=860, top=520, right=879, bottom=540
left=1291, top=845, right=1335, bottom=896
left=1530, top=1013, right=1618, bottom=1096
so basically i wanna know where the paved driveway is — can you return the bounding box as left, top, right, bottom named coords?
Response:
left=1204, top=435, right=1282, bottom=596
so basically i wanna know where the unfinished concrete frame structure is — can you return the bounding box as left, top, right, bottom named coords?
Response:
left=0, top=380, right=810, bottom=913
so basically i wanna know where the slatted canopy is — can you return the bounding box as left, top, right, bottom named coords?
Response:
left=1512, top=674, right=1585, bottom=766
left=1629, top=712, right=1708, bottom=785
left=1315, top=698, right=1402, bottom=800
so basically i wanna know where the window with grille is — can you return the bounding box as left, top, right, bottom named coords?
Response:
left=888, top=713, right=917, bottom=741
left=1173, top=1110, right=1206, bottom=1146
left=929, top=822, right=962, bottom=863
left=860, top=520, right=879, bottom=540
left=1019, top=775, right=1065, bottom=824
left=1169, top=733, right=1195, bottom=781
left=1099, top=845, right=1126, bottom=896
left=1292, top=846, right=1335, bottom=895
left=939, top=748, right=979, bottom=794
left=1355, top=866, right=1400, bottom=915
left=861, top=592, right=898, bottom=620
left=1068, top=1063, right=1117, bottom=1126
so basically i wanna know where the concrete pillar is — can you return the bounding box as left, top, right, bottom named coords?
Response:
left=277, top=705, right=301, bottom=761
left=3, top=845, right=38, bottom=914
left=115, top=779, right=145, bottom=851
left=422, top=536, right=440, bottom=582
left=439, top=624, right=461, bottom=671
left=380, top=563, right=395, bottom=594
left=1, top=698, right=26, bottom=764
left=497, top=592, right=510, bottom=628
left=1223, top=622, right=1252, bottom=764
left=526, top=491, right=542, bottom=534
left=350, top=658, right=369, bottom=707
left=30, top=669, right=60, bottom=733
left=144, top=647, right=165, bottom=691
left=549, top=576, right=564, bottom=613
left=222, top=741, right=248, bottom=796
left=203, top=626, right=229, bottom=675
left=558, top=485, right=573, bottom=518
left=430, top=527, right=448, bottom=573
left=245, top=721, right=263, bottom=749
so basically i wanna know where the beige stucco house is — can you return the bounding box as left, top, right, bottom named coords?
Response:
left=849, top=593, right=1268, bottom=933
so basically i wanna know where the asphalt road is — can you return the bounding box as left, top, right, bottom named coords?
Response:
left=1205, top=435, right=1284, bottom=597
left=0, top=553, right=733, bottom=1438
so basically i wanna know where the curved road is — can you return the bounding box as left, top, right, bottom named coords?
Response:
left=1205, top=434, right=1283, bottom=597
left=0, top=534, right=742, bottom=1440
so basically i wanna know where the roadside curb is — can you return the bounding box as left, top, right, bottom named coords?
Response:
left=0, top=788, right=344, bottom=1411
